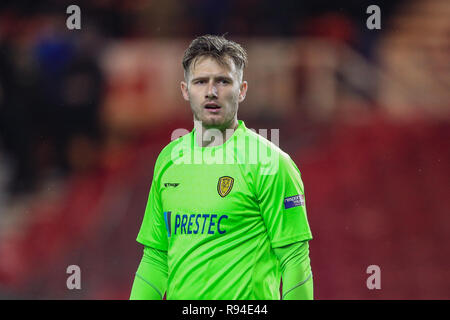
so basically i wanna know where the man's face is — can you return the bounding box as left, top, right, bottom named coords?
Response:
left=181, top=55, right=247, bottom=130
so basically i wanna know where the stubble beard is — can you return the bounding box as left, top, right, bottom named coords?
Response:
left=192, top=105, right=238, bottom=132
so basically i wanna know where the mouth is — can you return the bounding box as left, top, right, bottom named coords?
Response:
left=204, top=103, right=221, bottom=110
left=204, top=103, right=222, bottom=113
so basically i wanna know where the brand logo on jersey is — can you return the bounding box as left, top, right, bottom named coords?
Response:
left=164, top=183, right=180, bottom=188
left=217, top=176, right=234, bottom=197
left=284, top=194, right=305, bottom=209
left=164, top=212, right=229, bottom=236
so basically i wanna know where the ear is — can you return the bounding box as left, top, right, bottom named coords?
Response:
left=181, top=81, right=190, bottom=101
left=238, top=81, right=248, bottom=103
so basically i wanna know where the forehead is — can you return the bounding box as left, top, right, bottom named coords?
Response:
left=189, top=55, right=238, bottom=78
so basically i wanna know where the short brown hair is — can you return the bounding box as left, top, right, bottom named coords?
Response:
left=182, top=35, right=248, bottom=80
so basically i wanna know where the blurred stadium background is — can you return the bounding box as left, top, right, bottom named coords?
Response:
left=0, top=0, right=449, bottom=299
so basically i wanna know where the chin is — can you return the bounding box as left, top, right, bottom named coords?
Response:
left=201, top=116, right=224, bottom=127
left=203, top=121, right=224, bottom=129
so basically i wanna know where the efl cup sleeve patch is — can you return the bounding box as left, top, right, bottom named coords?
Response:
left=284, top=194, right=305, bottom=209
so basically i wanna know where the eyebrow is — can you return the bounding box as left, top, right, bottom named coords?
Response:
left=191, top=75, right=234, bottom=83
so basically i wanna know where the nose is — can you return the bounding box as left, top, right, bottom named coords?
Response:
left=205, top=82, right=218, bottom=99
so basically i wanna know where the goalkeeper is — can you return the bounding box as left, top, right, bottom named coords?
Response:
left=130, top=35, right=313, bottom=300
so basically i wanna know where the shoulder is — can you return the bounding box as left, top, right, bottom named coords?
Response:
left=242, top=127, right=295, bottom=171
left=153, top=131, right=193, bottom=173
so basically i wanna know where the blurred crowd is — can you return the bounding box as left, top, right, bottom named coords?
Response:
left=0, top=0, right=400, bottom=39
left=1, top=0, right=450, bottom=300
left=0, top=0, right=402, bottom=198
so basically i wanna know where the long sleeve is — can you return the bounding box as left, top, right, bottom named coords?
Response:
left=273, top=240, right=313, bottom=300
left=129, top=246, right=168, bottom=300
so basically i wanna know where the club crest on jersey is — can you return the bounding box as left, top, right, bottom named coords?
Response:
left=217, top=176, right=234, bottom=198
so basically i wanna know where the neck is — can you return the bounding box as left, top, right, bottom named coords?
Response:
left=195, top=120, right=239, bottom=147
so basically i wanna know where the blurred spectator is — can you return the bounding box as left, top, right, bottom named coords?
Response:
left=0, top=11, right=105, bottom=197
left=0, top=30, right=38, bottom=195
left=32, top=24, right=104, bottom=177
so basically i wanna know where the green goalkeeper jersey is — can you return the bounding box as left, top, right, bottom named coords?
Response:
left=136, top=120, right=313, bottom=299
